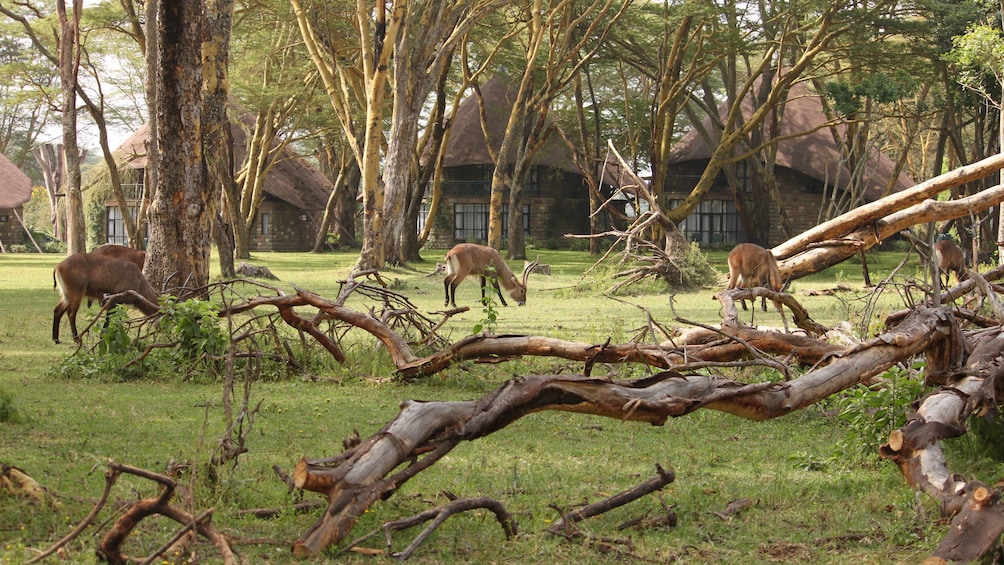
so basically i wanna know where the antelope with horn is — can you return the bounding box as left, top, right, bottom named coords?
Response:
left=726, top=242, right=788, bottom=331
left=52, top=252, right=160, bottom=344
left=443, top=243, right=538, bottom=308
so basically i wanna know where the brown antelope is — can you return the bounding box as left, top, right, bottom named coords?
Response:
left=443, top=243, right=538, bottom=308
left=934, top=238, right=967, bottom=287
left=52, top=252, right=160, bottom=344
left=726, top=243, right=789, bottom=331
left=88, top=245, right=147, bottom=307
left=90, top=244, right=146, bottom=269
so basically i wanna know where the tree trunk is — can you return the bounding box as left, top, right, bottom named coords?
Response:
left=203, top=0, right=235, bottom=277
left=31, top=144, right=65, bottom=242
left=312, top=158, right=357, bottom=252
left=145, top=0, right=212, bottom=296
left=998, top=0, right=1004, bottom=268
left=57, top=0, right=85, bottom=255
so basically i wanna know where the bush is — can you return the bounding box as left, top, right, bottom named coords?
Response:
left=0, top=389, right=24, bottom=423
left=833, top=362, right=926, bottom=458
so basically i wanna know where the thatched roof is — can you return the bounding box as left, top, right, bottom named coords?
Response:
left=668, top=80, right=915, bottom=199
left=444, top=76, right=579, bottom=173
left=113, top=120, right=333, bottom=211
left=0, top=152, right=32, bottom=209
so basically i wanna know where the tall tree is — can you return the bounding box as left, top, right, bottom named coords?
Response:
left=202, top=0, right=235, bottom=276
left=481, top=0, right=632, bottom=259
left=292, top=0, right=404, bottom=271
left=57, top=0, right=85, bottom=254
left=380, top=0, right=495, bottom=265
left=144, top=0, right=213, bottom=294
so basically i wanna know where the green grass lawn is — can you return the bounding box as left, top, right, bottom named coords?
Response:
left=0, top=247, right=967, bottom=563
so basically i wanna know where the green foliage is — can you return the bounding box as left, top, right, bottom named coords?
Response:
left=47, top=349, right=151, bottom=382
left=823, top=71, right=917, bottom=116
left=834, top=363, right=926, bottom=458
left=156, top=297, right=226, bottom=359
left=0, top=389, right=24, bottom=423
left=97, top=305, right=133, bottom=355
left=944, top=23, right=1004, bottom=98
left=676, top=241, right=718, bottom=289
left=472, top=278, right=500, bottom=334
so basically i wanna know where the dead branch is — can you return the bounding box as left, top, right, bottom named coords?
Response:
left=716, top=288, right=829, bottom=337
left=289, top=306, right=953, bottom=557
left=774, top=153, right=1004, bottom=261
left=224, top=285, right=847, bottom=381
left=780, top=184, right=1004, bottom=281
left=712, top=497, right=757, bottom=520
left=881, top=330, right=1004, bottom=562
left=547, top=464, right=674, bottom=534
left=369, top=496, right=517, bottom=560
left=236, top=262, right=278, bottom=280
left=95, top=462, right=244, bottom=565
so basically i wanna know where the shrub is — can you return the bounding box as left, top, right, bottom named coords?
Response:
left=833, top=362, right=926, bottom=458
left=0, top=389, right=24, bottom=423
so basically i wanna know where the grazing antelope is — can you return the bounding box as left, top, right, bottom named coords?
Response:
left=443, top=243, right=538, bottom=308
left=88, top=245, right=147, bottom=307
left=934, top=238, right=967, bottom=287
left=90, top=244, right=147, bottom=270
left=726, top=243, right=789, bottom=331
left=52, top=252, right=160, bottom=344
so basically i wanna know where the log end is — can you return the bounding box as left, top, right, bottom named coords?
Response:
left=292, top=458, right=308, bottom=490
left=887, top=429, right=905, bottom=452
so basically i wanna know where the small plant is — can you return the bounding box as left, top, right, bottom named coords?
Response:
left=472, top=291, right=499, bottom=334
left=834, top=362, right=926, bottom=457
left=98, top=305, right=133, bottom=355
left=0, top=389, right=24, bottom=423
left=157, top=297, right=226, bottom=358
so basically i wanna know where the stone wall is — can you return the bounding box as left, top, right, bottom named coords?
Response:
left=0, top=207, right=24, bottom=247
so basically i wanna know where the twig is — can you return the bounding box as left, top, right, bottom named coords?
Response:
left=547, top=464, right=675, bottom=533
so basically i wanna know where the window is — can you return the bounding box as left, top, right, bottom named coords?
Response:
left=106, top=206, right=147, bottom=245
left=106, top=207, right=127, bottom=245
left=668, top=198, right=740, bottom=245
left=417, top=202, right=429, bottom=234
left=501, top=203, right=530, bottom=236
left=453, top=203, right=530, bottom=241
left=454, top=203, right=488, bottom=240
left=261, top=212, right=271, bottom=235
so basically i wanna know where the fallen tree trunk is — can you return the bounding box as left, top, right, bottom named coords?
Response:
left=780, top=184, right=1004, bottom=280
left=882, top=330, right=1004, bottom=563
left=289, top=306, right=955, bottom=557
left=227, top=286, right=846, bottom=380
left=774, top=153, right=1004, bottom=261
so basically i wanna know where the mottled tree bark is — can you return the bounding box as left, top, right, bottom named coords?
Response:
left=145, top=0, right=213, bottom=296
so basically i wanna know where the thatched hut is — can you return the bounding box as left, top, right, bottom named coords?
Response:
left=90, top=120, right=334, bottom=252
left=0, top=152, right=33, bottom=251
left=664, top=80, right=916, bottom=247
left=427, top=76, right=625, bottom=249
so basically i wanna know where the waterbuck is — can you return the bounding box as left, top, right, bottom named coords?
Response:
left=90, top=244, right=147, bottom=269
left=52, top=252, right=160, bottom=344
left=934, top=238, right=967, bottom=287
left=443, top=243, right=538, bottom=308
